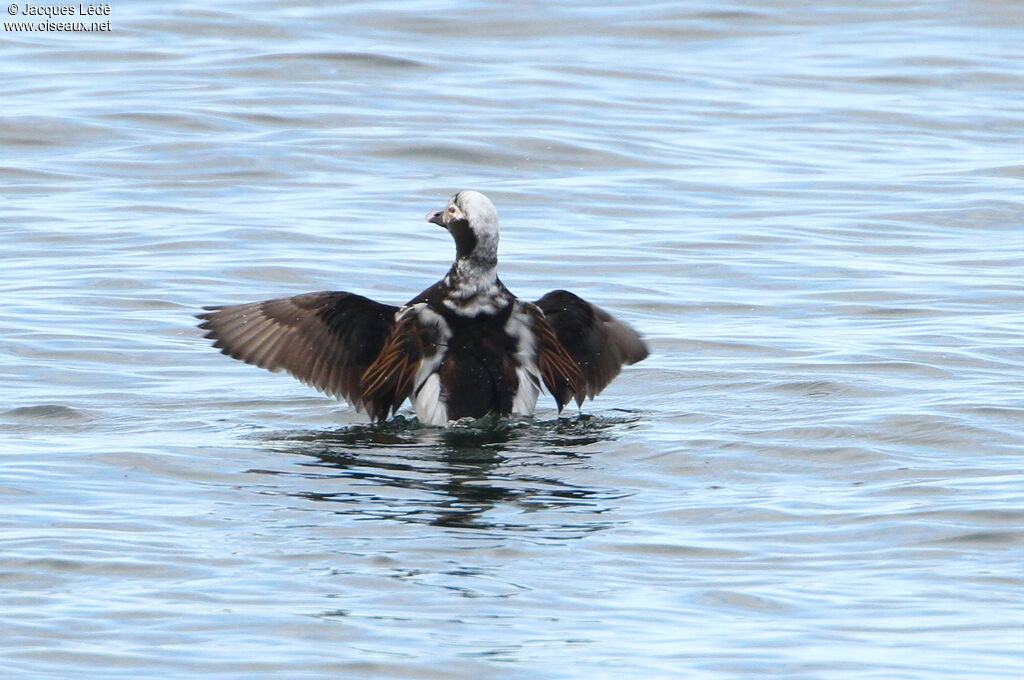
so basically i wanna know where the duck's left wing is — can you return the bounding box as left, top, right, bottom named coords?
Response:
left=197, top=291, right=416, bottom=420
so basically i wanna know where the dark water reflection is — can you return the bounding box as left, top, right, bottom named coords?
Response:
left=251, top=415, right=637, bottom=533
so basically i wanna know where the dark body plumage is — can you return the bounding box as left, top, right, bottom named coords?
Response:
left=434, top=302, right=517, bottom=419
left=197, top=191, right=648, bottom=426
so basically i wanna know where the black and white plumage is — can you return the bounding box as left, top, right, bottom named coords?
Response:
left=197, top=191, right=648, bottom=426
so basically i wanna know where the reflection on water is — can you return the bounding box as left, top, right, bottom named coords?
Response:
left=251, top=415, right=636, bottom=533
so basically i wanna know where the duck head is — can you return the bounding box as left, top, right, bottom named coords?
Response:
left=426, top=190, right=499, bottom=264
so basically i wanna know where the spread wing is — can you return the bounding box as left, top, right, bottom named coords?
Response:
left=524, top=304, right=584, bottom=412
left=196, top=291, right=416, bottom=421
left=533, top=289, right=649, bottom=408
left=361, top=308, right=440, bottom=409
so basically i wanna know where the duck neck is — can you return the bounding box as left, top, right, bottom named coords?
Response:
left=451, top=255, right=498, bottom=291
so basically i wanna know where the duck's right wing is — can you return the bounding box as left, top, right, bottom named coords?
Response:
left=197, top=291, right=418, bottom=421
left=533, top=289, right=649, bottom=408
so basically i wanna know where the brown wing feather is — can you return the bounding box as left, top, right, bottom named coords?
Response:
left=527, top=304, right=584, bottom=411
left=196, top=291, right=409, bottom=421
left=361, top=314, right=436, bottom=407
left=534, top=290, right=648, bottom=407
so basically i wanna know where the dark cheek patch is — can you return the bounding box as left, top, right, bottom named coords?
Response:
left=447, top=218, right=477, bottom=259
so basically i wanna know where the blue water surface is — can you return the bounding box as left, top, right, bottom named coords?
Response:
left=2, top=1, right=1023, bottom=678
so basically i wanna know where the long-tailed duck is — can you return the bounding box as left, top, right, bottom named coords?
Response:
left=197, top=191, right=648, bottom=426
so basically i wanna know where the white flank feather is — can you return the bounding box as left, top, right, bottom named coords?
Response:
left=400, top=303, right=452, bottom=426
left=512, top=365, right=541, bottom=415
left=507, top=303, right=542, bottom=416
left=414, top=373, right=447, bottom=426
